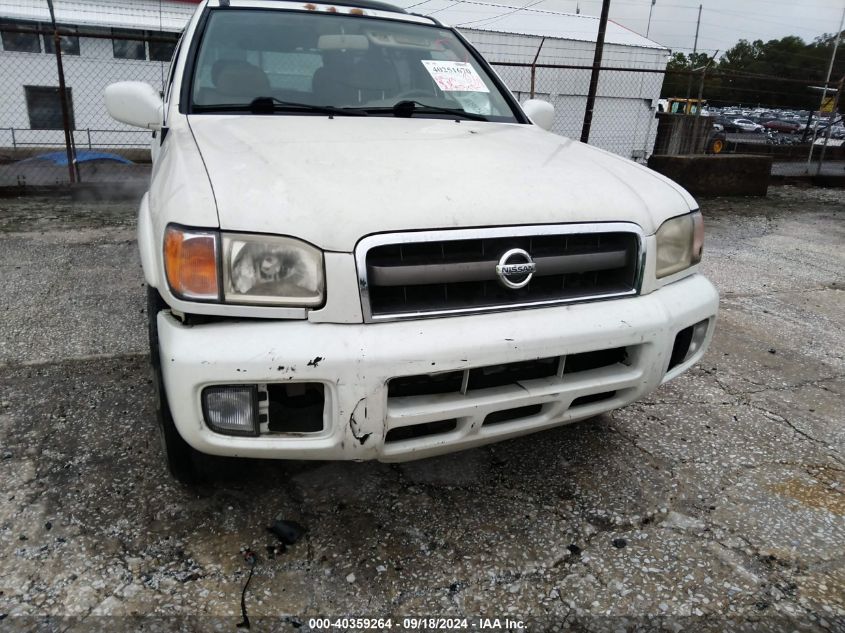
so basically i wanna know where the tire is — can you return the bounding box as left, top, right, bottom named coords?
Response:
left=147, top=286, right=201, bottom=485
left=710, top=137, right=725, bottom=154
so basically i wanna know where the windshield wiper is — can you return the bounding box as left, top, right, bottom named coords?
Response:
left=359, top=100, right=488, bottom=121
left=193, top=97, right=368, bottom=117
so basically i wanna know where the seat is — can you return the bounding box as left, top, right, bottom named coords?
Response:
left=311, top=52, right=356, bottom=105
left=350, top=53, right=400, bottom=103
left=211, top=59, right=271, bottom=100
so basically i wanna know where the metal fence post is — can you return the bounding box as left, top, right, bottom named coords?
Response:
left=529, top=37, right=545, bottom=99
left=807, top=7, right=844, bottom=173
left=581, top=0, right=611, bottom=143
left=816, top=74, right=844, bottom=176
left=690, top=52, right=717, bottom=154
left=11, top=128, right=17, bottom=150
left=46, top=0, right=79, bottom=184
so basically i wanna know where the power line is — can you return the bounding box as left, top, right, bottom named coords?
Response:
left=428, top=1, right=464, bottom=15
left=703, top=8, right=839, bottom=30
left=403, top=0, right=434, bottom=8
left=454, top=0, right=549, bottom=27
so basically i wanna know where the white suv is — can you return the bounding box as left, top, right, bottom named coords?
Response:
left=106, top=0, right=718, bottom=483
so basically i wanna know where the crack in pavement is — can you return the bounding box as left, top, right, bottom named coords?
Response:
left=0, top=352, right=149, bottom=372
left=608, top=423, right=676, bottom=480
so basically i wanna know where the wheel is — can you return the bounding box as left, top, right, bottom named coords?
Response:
left=147, top=286, right=201, bottom=485
left=710, top=137, right=725, bottom=154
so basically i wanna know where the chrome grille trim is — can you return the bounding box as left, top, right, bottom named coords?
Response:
left=355, top=223, right=645, bottom=323
left=367, top=248, right=630, bottom=287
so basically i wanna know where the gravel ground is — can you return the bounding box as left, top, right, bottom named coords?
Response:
left=0, top=186, right=843, bottom=632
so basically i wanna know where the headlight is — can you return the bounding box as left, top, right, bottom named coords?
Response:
left=163, top=225, right=325, bottom=307
left=223, top=233, right=324, bottom=306
left=655, top=211, right=704, bottom=279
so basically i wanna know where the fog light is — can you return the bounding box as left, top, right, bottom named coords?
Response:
left=685, top=319, right=710, bottom=361
left=202, top=385, right=259, bottom=436
left=667, top=319, right=710, bottom=371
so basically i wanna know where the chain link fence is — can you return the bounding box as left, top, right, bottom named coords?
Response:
left=492, top=62, right=668, bottom=161
left=0, top=14, right=176, bottom=188
left=492, top=61, right=843, bottom=169
left=1, top=1, right=842, bottom=189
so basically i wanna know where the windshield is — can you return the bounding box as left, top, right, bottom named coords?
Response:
left=189, top=9, right=520, bottom=122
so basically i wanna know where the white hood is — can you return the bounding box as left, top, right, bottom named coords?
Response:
left=188, top=115, right=695, bottom=252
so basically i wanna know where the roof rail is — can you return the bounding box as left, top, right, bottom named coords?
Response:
left=246, top=0, right=407, bottom=13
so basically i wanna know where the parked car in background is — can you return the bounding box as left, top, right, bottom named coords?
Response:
left=829, top=125, right=845, bottom=140
left=797, top=120, right=830, bottom=133
left=762, top=120, right=801, bottom=133
left=726, top=118, right=764, bottom=133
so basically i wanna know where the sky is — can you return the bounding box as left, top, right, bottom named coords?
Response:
left=530, top=0, right=845, bottom=56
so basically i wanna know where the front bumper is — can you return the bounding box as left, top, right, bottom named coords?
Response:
left=159, top=274, right=718, bottom=461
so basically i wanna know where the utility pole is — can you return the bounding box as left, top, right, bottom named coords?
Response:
left=690, top=51, right=718, bottom=153
left=580, top=0, right=611, bottom=143
left=646, top=0, right=655, bottom=39
left=807, top=6, right=845, bottom=173
left=684, top=4, right=702, bottom=101
left=46, top=0, right=77, bottom=184
left=693, top=4, right=701, bottom=53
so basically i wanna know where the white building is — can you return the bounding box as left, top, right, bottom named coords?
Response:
left=394, top=0, right=670, bottom=158
left=0, top=0, right=195, bottom=155
left=0, top=0, right=668, bottom=159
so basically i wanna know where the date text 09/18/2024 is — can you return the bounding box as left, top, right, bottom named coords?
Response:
left=308, top=617, right=526, bottom=630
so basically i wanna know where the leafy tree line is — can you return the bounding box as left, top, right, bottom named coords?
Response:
left=660, top=32, right=845, bottom=111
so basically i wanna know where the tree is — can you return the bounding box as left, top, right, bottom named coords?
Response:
left=661, top=33, right=845, bottom=110
left=661, top=51, right=714, bottom=98
left=719, top=39, right=763, bottom=71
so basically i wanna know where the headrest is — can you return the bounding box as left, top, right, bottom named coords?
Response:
left=211, top=59, right=270, bottom=98
left=351, top=56, right=398, bottom=91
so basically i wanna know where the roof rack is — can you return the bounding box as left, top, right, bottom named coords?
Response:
left=220, top=0, right=408, bottom=13
left=328, top=0, right=407, bottom=12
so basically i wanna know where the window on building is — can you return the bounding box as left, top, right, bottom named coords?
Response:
left=0, top=20, right=41, bottom=53
left=112, top=28, right=145, bottom=60
left=43, top=24, right=80, bottom=56
left=25, top=86, right=74, bottom=130
left=149, top=31, right=179, bottom=62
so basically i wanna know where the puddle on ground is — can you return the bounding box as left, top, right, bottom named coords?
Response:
left=771, top=467, right=845, bottom=515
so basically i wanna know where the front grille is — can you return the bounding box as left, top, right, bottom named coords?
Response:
left=358, top=225, right=641, bottom=321
left=387, top=347, right=629, bottom=399
left=484, top=404, right=544, bottom=426
left=385, top=419, right=457, bottom=443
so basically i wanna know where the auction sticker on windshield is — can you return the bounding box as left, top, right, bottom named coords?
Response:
left=421, top=60, right=489, bottom=92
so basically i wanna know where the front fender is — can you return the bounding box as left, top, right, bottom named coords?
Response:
left=138, top=192, right=158, bottom=288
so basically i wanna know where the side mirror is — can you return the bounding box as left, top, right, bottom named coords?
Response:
left=522, top=99, right=555, bottom=131
left=105, top=81, right=163, bottom=130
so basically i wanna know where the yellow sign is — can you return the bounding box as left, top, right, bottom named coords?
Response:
left=821, top=96, right=835, bottom=113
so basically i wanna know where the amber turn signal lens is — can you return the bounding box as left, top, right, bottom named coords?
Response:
left=691, top=211, right=704, bottom=265
left=164, top=226, right=219, bottom=300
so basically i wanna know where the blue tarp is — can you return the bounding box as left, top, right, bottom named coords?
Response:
left=19, top=151, right=133, bottom=165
